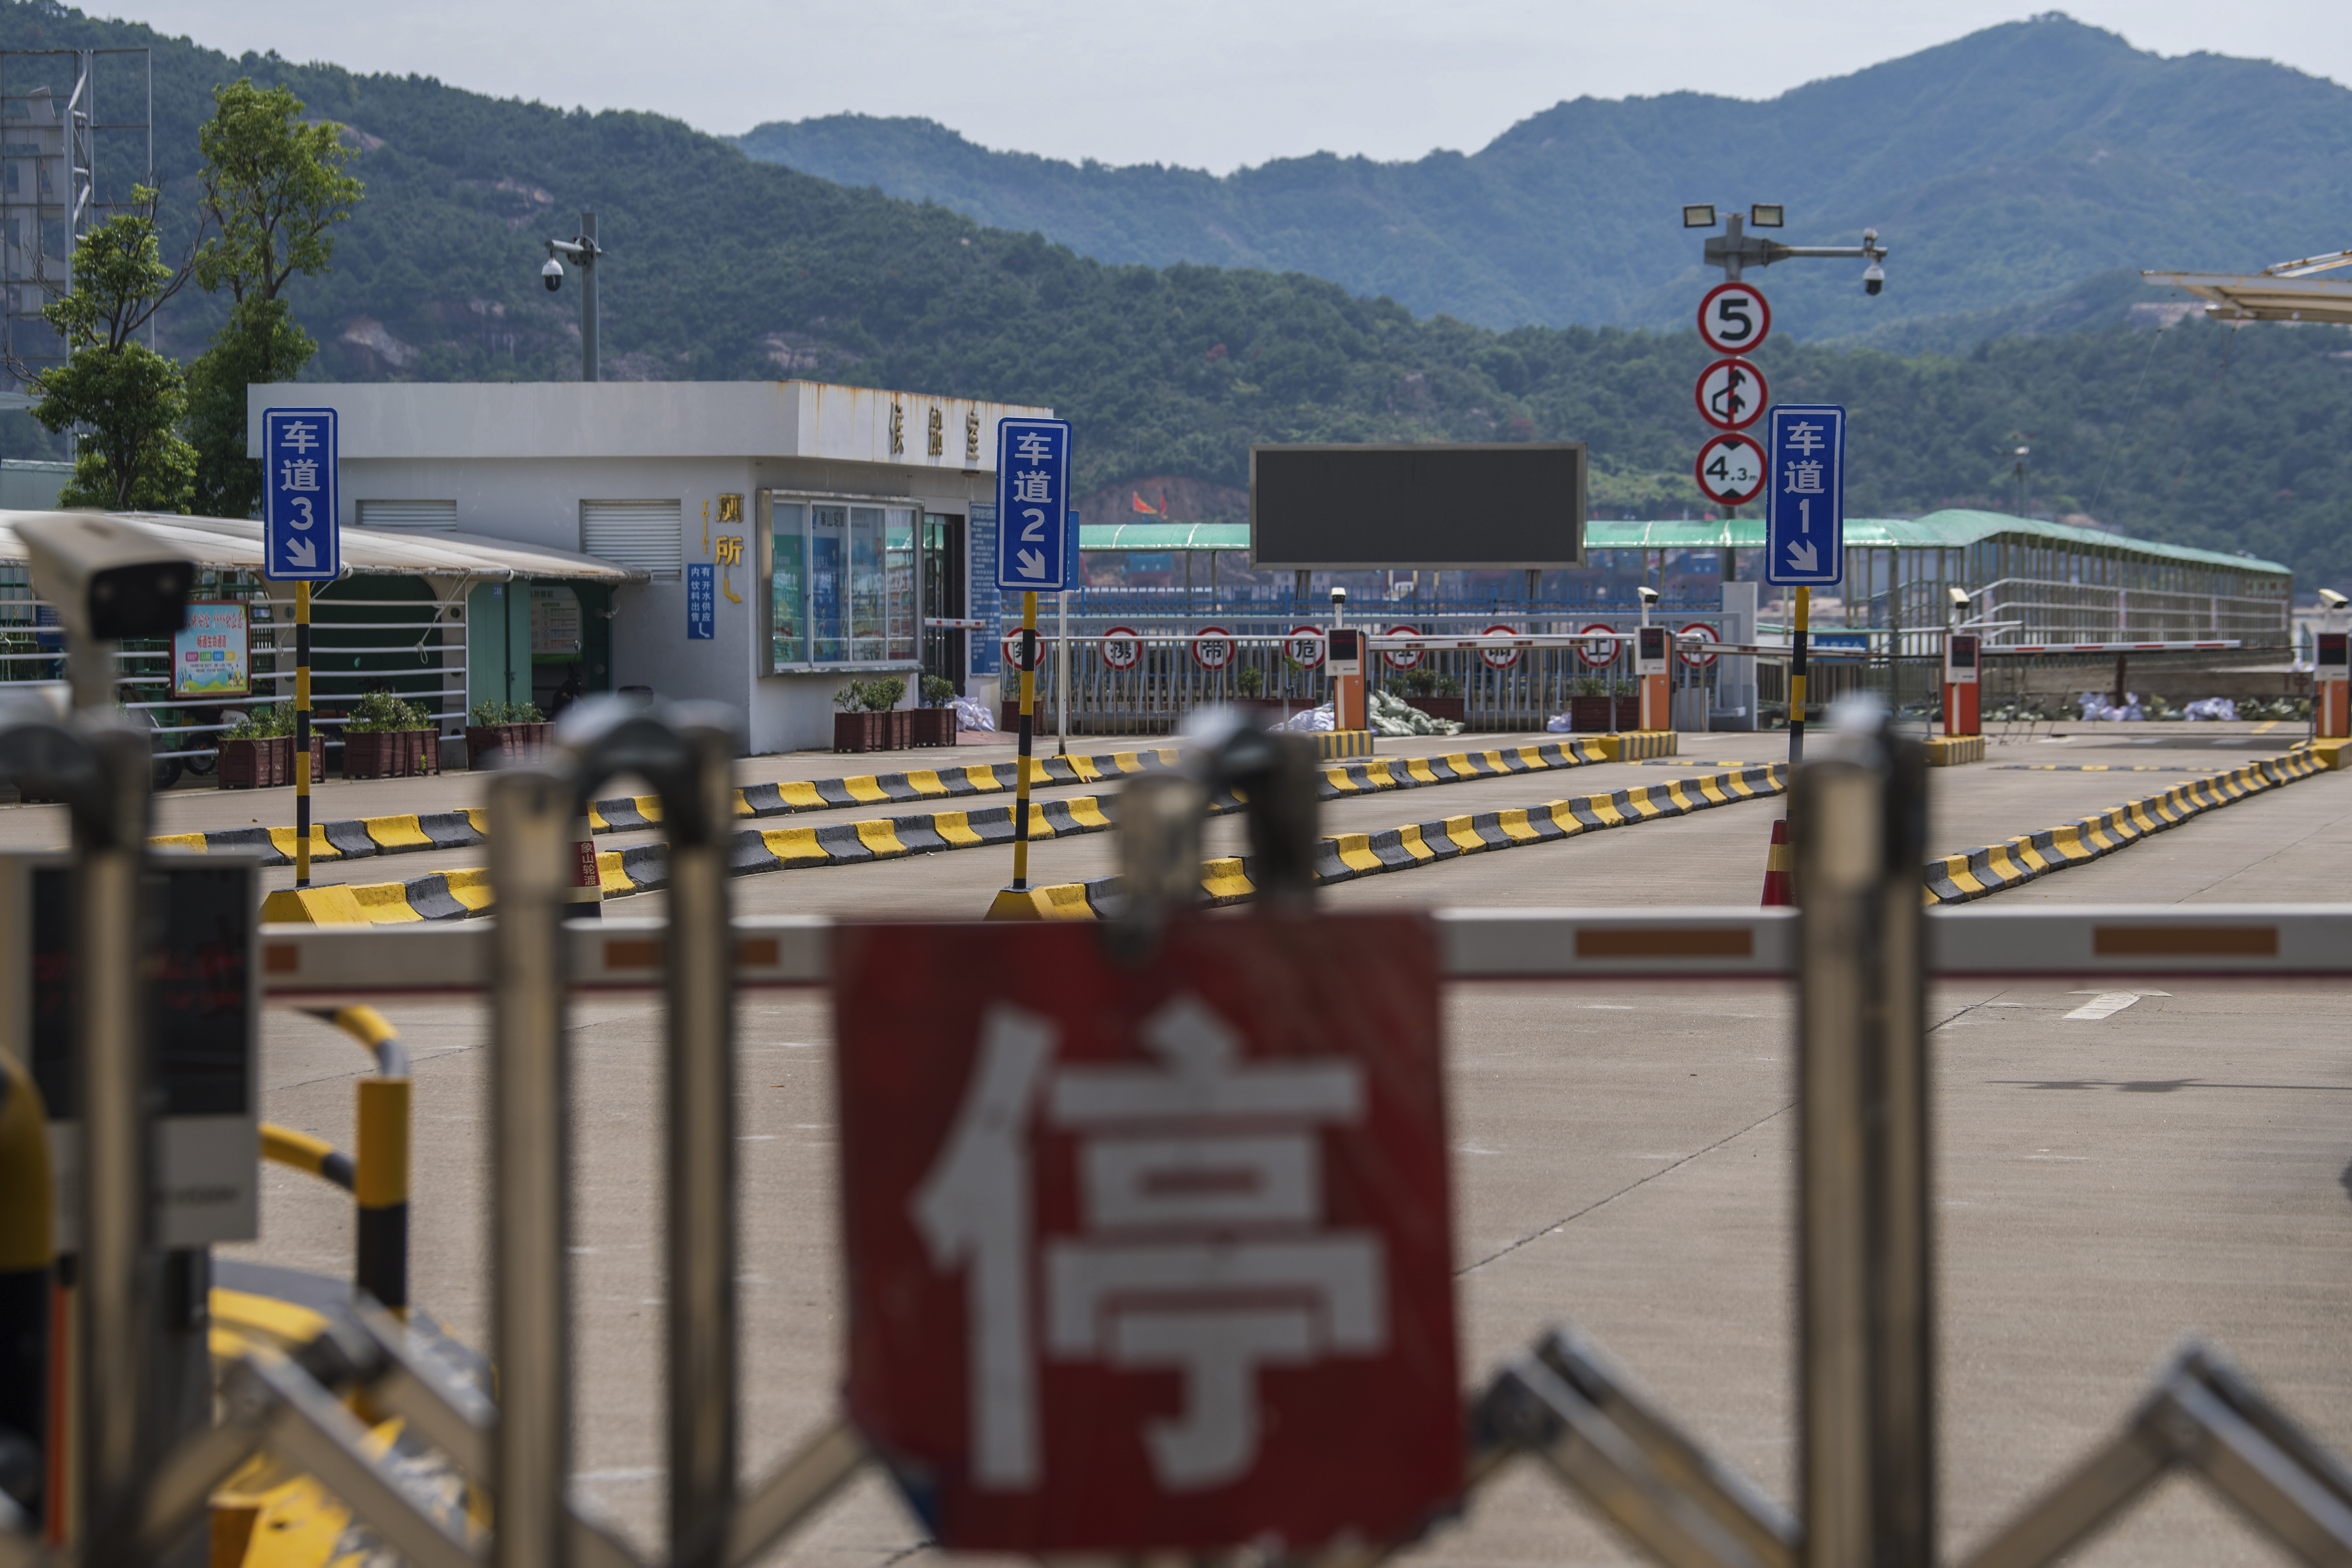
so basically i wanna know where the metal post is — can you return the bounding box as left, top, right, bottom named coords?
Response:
left=580, top=211, right=598, bottom=384
left=72, top=718, right=153, bottom=1567
left=1790, top=702, right=1933, bottom=1568
left=1010, top=592, right=1038, bottom=890
left=1790, top=585, right=1810, bottom=765
left=665, top=716, right=740, bottom=1568
left=485, top=768, right=575, bottom=1568
left=295, top=581, right=311, bottom=887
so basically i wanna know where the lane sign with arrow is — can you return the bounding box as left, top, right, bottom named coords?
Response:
left=995, top=416, right=1072, bottom=592
left=1765, top=403, right=1845, bottom=587
left=1695, top=357, right=1768, bottom=430
left=263, top=406, right=339, bottom=582
left=1694, top=432, right=1767, bottom=508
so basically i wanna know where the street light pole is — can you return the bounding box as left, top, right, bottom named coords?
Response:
left=543, top=211, right=605, bottom=383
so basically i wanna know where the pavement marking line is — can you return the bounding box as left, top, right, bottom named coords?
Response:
left=174, top=737, right=1618, bottom=867
left=1920, top=746, right=2333, bottom=906
left=2062, top=993, right=2144, bottom=1021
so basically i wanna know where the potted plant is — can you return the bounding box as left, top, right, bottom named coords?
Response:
left=466, top=699, right=550, bottom=769
left=862, top=675, right=910, bottom=749
left=217, top=704, right=288, bottom=789
left=343, top=690, right=438, bottom=779
left=1613, top=684, right=1643, bottom=731
left=1390, top=667, right=1465, bottom=723
left=1566, top=675, right=1614, bottom=733
left=910, top=675, right=959, bottom=748
left=833, top=681, right=887, bottom=753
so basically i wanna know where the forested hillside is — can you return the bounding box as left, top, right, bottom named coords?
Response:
left=0, top=2, right=2345, bottom=592
left=738, top=16, right=2352, bottom=339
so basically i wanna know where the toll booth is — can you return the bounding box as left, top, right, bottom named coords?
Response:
left=1328, top=628, right=1367, bottom=732
left=1634, top=626, right=1670, bottom=731
left=1944, top=632, right=1980, bottom=737
left=2319, top=632, right=2348, bottom=738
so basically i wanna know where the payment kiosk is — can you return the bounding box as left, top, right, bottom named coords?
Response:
left=1944, top=632, right=1980, bottom=737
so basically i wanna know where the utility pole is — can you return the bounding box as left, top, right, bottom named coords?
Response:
left=542, top=211, right=604, bottom=382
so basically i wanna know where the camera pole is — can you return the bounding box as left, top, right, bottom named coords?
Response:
left=580, top=211, right=598, bottom=384
left=296, top=581, right=312, bottom=886
left=1789, top=585, right=1809, bottom=766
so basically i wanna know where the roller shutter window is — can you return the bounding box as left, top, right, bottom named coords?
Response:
left=581, top=499, right=682, bottom=581
left=357, top=499, right=457, bottom=530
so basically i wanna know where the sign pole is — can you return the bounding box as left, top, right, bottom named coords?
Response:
left=1012, top=591, right=1039, bottom=889
left=1790, top=586, right=1809, bottom=766
left=296, top=580, right=312, bottom=887
left=1056, top=588, right=1069, bottom=758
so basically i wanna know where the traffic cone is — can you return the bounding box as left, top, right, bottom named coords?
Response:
left=1760, top=818, right=1794, bottom=907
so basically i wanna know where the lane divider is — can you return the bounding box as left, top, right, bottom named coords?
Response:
left=163, top=738, right=1616, bottom=866
left=992, top=765, right=1789, bottom=920
left=1921, top=749, right=2330, bottom=905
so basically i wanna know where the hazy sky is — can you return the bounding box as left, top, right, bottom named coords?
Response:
left=113, top=0, right=2352, bottom=173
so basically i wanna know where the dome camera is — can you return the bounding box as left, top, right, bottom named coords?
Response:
left=542, top=256, right=564, bottom=292
left=1863, top=261, right=1885, bottom=296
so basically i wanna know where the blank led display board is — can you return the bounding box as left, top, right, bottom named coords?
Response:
left=1249, top=442, right=1586, bottom=570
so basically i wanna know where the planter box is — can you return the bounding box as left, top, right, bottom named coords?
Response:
left=466, top=721, right=555, bottom=770
left=1568, top=696, right=1615, bottom=733
left=1399, top=695, right=1465, bottom=723
left=216, top=734, right=327, bottom=789
left=884, top=709, right=912, bottom=750
left=833, top=711, right=889, bottom=753
left=909, top=707, right=958, bottom=748
left=343, top=728, right=438, bottom=780
left=1616, top=696, right=1642, bottom=730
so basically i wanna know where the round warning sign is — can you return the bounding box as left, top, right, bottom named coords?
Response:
left=1694, top=432, right=1768, bottom=507
left=1697, top=281, right=1771, bottom=356
left=1191, top=626, right=1235, bottom=671
left=1479, top=624, right=1522, bottom=671
left=1285, top=624, right=1326, bottom=670
left=1382, top=626, right=1425, bottom=671
left=1694, top=357, right=1768, bottom=431
left=1677, top=622, right=1721, bottom=668
left=1101, top=626, right=1142, bottom=671
left=1577, top=622, right=1621, bottom=668
left=1002, top=626, right=1036, bottom=671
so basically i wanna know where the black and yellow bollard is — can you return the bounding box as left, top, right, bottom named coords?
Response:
left=258, top=1006, right=410, bottom=1314
left=0, top=1049, right=53, bottom=1522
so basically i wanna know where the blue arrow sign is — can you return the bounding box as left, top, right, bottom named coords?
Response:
left=1765, top=403, right=1844, bottom=587
left=263, top=406, right=339, bottom=582
left=995, top=416, right=1071, bottom=592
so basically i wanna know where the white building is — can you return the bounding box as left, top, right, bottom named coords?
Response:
left=246, top=379, right=1050, bottom=753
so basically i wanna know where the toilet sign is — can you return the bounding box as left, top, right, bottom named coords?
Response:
left=835, top=917, right=1461, bottom=1553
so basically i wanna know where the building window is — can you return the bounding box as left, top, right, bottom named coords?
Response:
left=581, top=499, right=683, bottom=580
left=768, top=493, right=916, bottom=670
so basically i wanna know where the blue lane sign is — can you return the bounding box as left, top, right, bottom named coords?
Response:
left=262, top=406, right=339, bottom=582
left=687, top=563, right=715, bottom=640
left=995, top=416, right=1071, bottom=592
left=1765, top=403, right=1845, bottom=587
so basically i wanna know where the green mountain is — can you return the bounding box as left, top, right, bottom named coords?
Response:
left=0, top=1, right=2346, bottom=594
left=738, top=16, right=2352, bottom=339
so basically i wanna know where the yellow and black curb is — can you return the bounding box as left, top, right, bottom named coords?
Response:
left=1921, top=749, right=2330, bottom=905
left=991, top=764, right=1788, bottom=919
left=1925, top=734, right=1985, bottom=766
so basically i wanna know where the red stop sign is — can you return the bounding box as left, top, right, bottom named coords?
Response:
left=836, top=917, right=1461, bottom=1553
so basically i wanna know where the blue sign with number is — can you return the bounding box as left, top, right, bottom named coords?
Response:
left=262, top=407, right=339, bottom=582
left=995, top=417, right=1071, bottom=592
left=688, top=563, right=715, bottom=640
left=1765, top=403, right=1844, bottom=587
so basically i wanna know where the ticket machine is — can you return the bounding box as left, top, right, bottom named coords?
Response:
left=1635, top=625, right=1670, bottom=732
left=1944, top=632, right=1980, bottom=737
left=2319, top=631, right=2348, bottom=738
left=1329, top=628, right=1367, bottom=732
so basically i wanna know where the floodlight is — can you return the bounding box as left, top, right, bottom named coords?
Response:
left=1682, top=204, right=1717, bottom=229
left=1749, top=203, right=1784, bottom=228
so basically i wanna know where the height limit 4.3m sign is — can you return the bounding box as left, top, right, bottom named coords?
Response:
left=836, top=917, right=1462, bottom=1553
left=1766, top=403, right=1845, bottom=586
left=262, top=406, right=338, bottom=582
left=996, top=416, right=1072, bottom=591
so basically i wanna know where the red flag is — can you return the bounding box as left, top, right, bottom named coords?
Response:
left=1131, top=491, right=1159, bottom=515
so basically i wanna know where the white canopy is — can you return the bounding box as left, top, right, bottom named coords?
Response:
left=0, top=510, right=646, bottom=583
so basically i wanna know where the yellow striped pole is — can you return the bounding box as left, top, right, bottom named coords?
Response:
left=295, top=581, right=313, bottom=887
left=256, top=1006, right=412, bottom=1315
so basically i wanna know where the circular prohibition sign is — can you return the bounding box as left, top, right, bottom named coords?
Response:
left=1099, top=625, right=1142, bottom=670
left=1479, top=624, right=1523, bottom=670
left=1381, top=625, right=1426, bottom=671
left=1577, top=622, right=1621, bottom=669
left=1677, top=621, right=1722, bottom=668
left=1285, top=624, right=1327, bottom=670
left=1697, top=280, right=1771, bottom=357
left=1000, top=625, right=1039, bottom=672
left=1191, top=625, right=1236, bottom=671
left=1694, top=356, right=1769, bottom=431
left=1694, top=431, right=1768, bottom=507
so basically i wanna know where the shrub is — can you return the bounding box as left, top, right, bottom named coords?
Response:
left=1235, top=666, right=1265, bottom=697
left=470, top=699, right=544, bottom=726
left=861, top=675, right=906, bottom=712
left=921, top=674, right=956, bottom=706
left=833, top=681, right=866, bottom=711
left=346, top=689, right=432, bottom=733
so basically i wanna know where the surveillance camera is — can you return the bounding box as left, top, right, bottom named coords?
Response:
left=15, top=513, right=192, bottom=642
left=1863, top=262, right=1885, bottom=296
left=1947, top=586, right=1972, bottom=609
left=1636, top=585, right=1661, bottom=604
left=542, top=256, right=564, bottom=292
left=1330, top=586, right=1347, bottom=602
left=2321, top=588, right=2349, bottom=609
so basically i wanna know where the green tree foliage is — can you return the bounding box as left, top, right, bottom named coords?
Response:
left=28, top=185, right=197, bottom=510
left=185, top=78, right=362, bottom=515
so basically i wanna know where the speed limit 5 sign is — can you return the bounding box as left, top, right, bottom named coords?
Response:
left=1697, top=282, right=1771, bottom=357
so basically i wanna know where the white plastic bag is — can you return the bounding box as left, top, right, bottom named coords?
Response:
left=2182, top=697, right=2238, bottom=722
left=950, top=695, right=995, bottom=733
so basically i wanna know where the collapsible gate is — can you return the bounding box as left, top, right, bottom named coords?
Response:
left=5, top=698, right=2352, bottom=1568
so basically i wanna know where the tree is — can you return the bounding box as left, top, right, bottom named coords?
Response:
left=186, top=80, right=363, bottom=517
left=27, top=185, right=199, bottom=512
